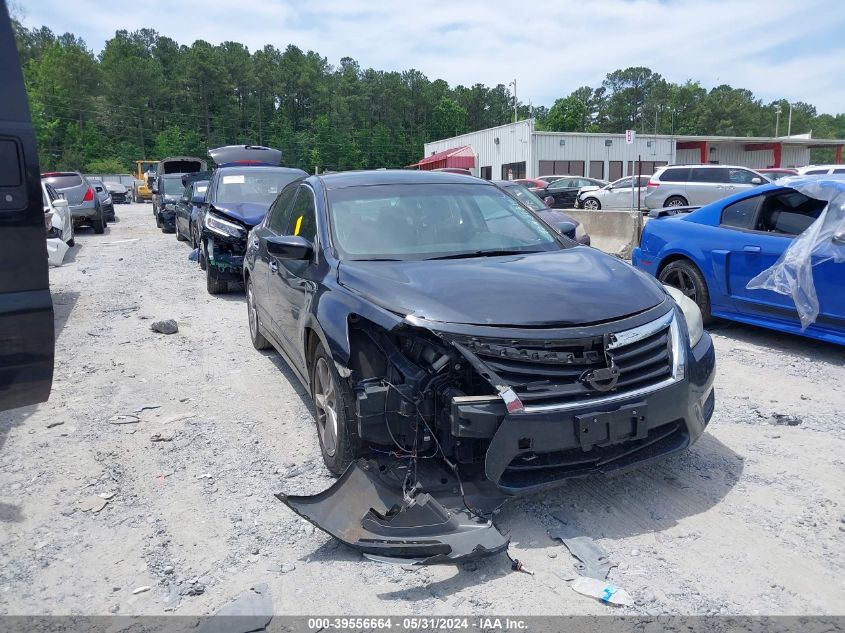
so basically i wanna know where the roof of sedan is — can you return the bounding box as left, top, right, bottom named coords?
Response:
left=316, top=169, right=489, bottom=190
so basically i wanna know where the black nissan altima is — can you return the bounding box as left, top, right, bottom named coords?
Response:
left=244, top=170, right=715, bottom=495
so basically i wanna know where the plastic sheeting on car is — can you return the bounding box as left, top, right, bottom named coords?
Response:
left=746, top=177, right=845, bottom=330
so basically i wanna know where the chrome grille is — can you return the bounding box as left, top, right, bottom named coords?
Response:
left=453, top=311, right=677, bottom=407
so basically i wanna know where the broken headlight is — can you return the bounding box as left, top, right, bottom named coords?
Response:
left=205, top=212, right=244, bottom=238
left=663, top=285, right=703, bottom=347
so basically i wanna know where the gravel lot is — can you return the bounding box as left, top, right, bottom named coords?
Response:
left=1, top=202, right=843, bottom=617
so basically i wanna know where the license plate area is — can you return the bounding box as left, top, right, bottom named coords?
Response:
left=575, top=403, right=648, bottom=451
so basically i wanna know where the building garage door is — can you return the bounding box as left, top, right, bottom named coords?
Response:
left=609, top=161, right=623, bottom=181
left=538, top=160, right=584, bottom=176
left=589, top=161, right=604, bottom=180
left=627, top=160, right=668, bottom=176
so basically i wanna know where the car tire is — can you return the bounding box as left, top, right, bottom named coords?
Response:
left=664, top=195, right=688, bottom=208
left=310, top=342, right=360, bottom=475
left=204, top=243, right=227, bottom=294
left=246, top=278, right=271, bottom=350
left=198, top=240, right=207, bottom=271
left=92, top=208, right=105, bottom=234
left=582, top=197, right=601, bottom=210
left=659, top=259, right=712, bottom=324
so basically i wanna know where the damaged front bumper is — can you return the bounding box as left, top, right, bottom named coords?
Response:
left=158, top=208, right=176, bottom=230
left=278, top=304, right=715, bottom=563
left=203, top=233, right=247, bottom=280
left=278, top=459, right=509, bottom=565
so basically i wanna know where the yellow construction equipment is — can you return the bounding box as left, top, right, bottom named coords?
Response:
left=132, top=160, right=157, bottom=202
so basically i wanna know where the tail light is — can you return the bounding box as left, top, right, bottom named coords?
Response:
left=82, top=187, right=94, bottom=202
left=647, top=180, right=659, bottom=188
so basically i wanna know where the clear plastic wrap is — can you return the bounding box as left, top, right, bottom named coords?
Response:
left=746, top=177, right=845, bottom=329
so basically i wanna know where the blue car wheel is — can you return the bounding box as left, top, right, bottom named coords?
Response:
left=658, top=259, right=712, bottom=323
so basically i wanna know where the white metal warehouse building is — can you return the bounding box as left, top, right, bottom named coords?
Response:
left=418, top=119, right=844, bottom=181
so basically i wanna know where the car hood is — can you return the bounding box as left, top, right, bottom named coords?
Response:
left=338, top=249, right=665, bottom=326
left=211, top=202, right=269, bottom=227
left=578, top=186, right=601, bottom=196
left=106, top=184, right=128, bottom=193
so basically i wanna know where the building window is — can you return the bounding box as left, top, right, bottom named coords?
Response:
left=480, top=166, right=492, bottom=180
left=538, top=160, right=584, bottom=176
left=501, top=161, right=526, bottom=180
left=589, top=161, right=604, bottom=180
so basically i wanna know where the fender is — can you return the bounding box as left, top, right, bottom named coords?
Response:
left=308, top=282, right=404, bottom=368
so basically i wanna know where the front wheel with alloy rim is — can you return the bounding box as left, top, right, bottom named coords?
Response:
left=664, top=195, right=688, bottom=208
left=658, top=259, right=712, bottom=324
left=311, top=343, right=359, bottom=475
left=204, top=243, right=228, bottom=294
left=246, top=279, right=270, bottom=350
left=582, top=197, right=601, bottom=210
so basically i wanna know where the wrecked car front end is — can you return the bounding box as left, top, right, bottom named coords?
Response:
left=270, top=171, right=716, bottom=564
left=201, top=210, right=250, bottom=282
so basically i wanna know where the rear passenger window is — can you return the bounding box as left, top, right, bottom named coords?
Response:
left=805, top=169, right=827, bottom=175
left=691, top=168, right=726, bottom=183
left=833, top=169, right=845, bottom=174
left=659, top=168, right=689, bottom=182
left=721, top=197, right=759, bottom=230
left=728, top=169, right=759, bottom=184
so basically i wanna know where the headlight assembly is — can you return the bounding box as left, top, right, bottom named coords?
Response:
left=663, top=285, right=703, bottom=347
left=205, top=213, right=244, bottom=238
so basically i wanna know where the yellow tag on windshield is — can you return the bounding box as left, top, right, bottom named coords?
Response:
left=294, top=215, right=303, bottom=236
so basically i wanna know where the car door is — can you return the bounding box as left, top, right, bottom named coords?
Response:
left=251, top=184, right=299, bottom=346
left=605, top=177, right=632, bottom=207
left=687, top=167, right=726, bottom=205
left=268, top=184, right=319, bottom=368
left=723, top=190, right=823, bottom=320
left=548, top=179, right=575, bottom=208
left=0, top=1, right=54, bottom=411
left=175, top=185, right=191, bottom=235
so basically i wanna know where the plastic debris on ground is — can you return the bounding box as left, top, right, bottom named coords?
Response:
left=747, top=176, right=845, bottom=329
left=570, top=576, right=633, bottom=607
left=46, top=238, right=69, bottom=267
left=548, top=511, right=615, bottom=580
left=188, top=248, right=199, bottom=261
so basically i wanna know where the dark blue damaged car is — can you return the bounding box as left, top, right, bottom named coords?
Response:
left=197, top=145, right=307, bottom=294
left=245, top=169, right=717, bottom=562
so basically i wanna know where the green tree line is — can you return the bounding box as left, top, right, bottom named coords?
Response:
left=12, top=21, right=844, bottom=173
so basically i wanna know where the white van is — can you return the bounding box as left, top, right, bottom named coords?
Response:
left=796, top=164, right=845, bottom=175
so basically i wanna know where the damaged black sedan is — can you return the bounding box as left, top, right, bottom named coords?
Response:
left=245, top=170, right=715, bottom=562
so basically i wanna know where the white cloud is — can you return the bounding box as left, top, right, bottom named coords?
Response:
left=19, top=0, right=845, bottom=114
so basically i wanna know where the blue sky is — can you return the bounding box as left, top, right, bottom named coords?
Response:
left=16, top=0, right=845, bottom=117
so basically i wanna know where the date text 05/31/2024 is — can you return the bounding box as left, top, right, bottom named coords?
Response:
left=307, top=617, right=528, bottom=630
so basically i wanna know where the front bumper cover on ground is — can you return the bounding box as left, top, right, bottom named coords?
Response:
left=277, top=459, right=509, bottom=565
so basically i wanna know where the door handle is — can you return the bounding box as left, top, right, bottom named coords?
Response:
left=743, top=245, right=761, bottom=253
left=269, top=260, right=279, bottom=273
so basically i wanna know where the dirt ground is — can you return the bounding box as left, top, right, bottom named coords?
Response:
left=1, top=202, right=843, bottom=617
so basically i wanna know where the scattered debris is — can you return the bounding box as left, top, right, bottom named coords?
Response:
left=196, top=583, right=272, bottom=633
left=132, top=586, right=151, bottom=595
left=131, top=404, right=162, bottom=413
left=188, top=248, right=199, bottom=262
left=280, top=563, right=295, bottom=573
left=771, top=413, right=802, bottom=426
left=510, top=558, right=534, bottom=575
left=150, top=431, right=175, bottom=442
left=549, top=513, right=615, bottom=580
left=77, top=496, right=108, bottom=513
left=150, top=319, right=179, bottom=335
left=570, top=576, right=633, bottom=607
left=181, top=584, right=206, bottom=596
left=98, top=492, right=115, bottom=500
left=108, top=414, right=140, bottom=425
left=46, top=421, right=65, bottom=429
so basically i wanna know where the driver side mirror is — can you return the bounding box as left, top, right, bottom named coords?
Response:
left=543, top=196, right=554, bottom=208
left=751, top=177, right=763, bottom=185
left=191, top=193, right=206, bottom=204
left=266, top=235, right=312, bottom=260
left=555, top=221, right=577, bottom=239
left=53, top=197, right=68, bottom=208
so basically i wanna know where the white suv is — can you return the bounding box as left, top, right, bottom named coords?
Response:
left=644, top=164, right=767, bottom=209
left=796, top=164, right=845, bottom=176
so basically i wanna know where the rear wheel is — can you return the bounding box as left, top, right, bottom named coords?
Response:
left=582, top=197, right=601, bottom=210
left=659, top=259, right=712, bottom=324
left=246, top=278, right=270, bottom=350
left=92, top=208, right=105, bottom=234
left=664, top=195, right=688, bottom=208
left=311, top=343, right=360, bottom=475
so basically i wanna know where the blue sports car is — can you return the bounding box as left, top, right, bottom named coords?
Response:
left=633, top=178, right=845, bottom=346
